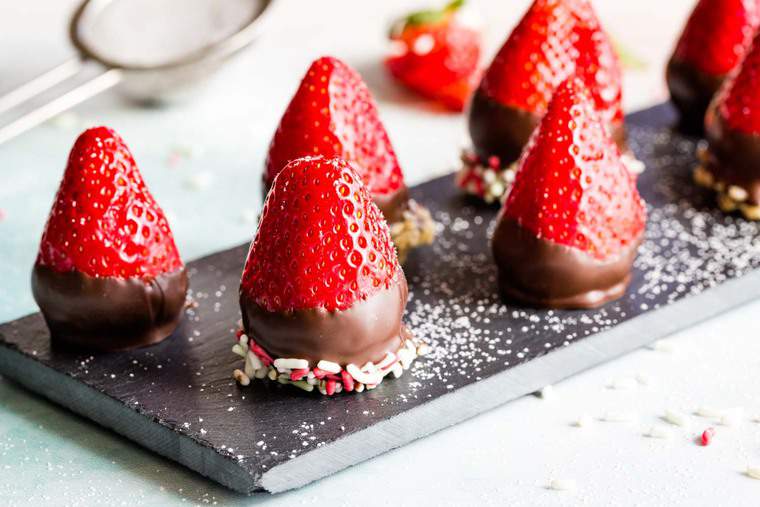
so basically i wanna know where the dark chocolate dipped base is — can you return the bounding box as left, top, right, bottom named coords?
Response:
left=468, top=89, right=629, bottom=166
left=32, top=265, right=188, bottom=351
left=667, top=57, right=725, bottom=135
left=492, top=219, right=641, bottom=310
left=696, top=110, right=760, bottom=219
left=240, top=274, right=410, bottom=367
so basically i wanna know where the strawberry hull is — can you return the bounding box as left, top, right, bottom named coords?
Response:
left=31, top=265, right=188, bottom=351
left=666, top=56, right=725, bottom=133
left=492, top=219, right=641, bottom=310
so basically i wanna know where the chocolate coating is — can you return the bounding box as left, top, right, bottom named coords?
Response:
left=468, top=89, right=628, bottom=166
left=705, top=108, right=760, bottom=205
left=32, top=265, right=188, bottom=351
left=666, top=57, right=725, bottom=134
left=240, top=274, right=410, bottom=366
left=492, top=219, right=641, bottom=310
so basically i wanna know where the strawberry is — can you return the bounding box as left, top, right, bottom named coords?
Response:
left=478, top=0, right=623, bottom=127
left=502, top=79, right=646, bottom=261
left=671, top=0, right=760, bottom=78
left=265, top=57, right=405, bottom=200
left=37, top=126, right=183, bottom=278
left=385, top=0, right=482, bottom=112
left=711, top=31, right=760, bottom=134
left=241, top=156, right=400, bottom=313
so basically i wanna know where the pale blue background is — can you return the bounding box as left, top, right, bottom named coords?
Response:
left=3, top=1, right=760, bottom=506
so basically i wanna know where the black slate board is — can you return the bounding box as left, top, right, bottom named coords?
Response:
left=2, top=103, right=760, bottom=494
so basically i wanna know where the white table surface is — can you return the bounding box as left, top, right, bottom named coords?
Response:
left=1, top=0, right=759, bottom=505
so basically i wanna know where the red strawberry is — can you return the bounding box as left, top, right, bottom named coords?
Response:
left=672, top=0, right=760, bottom=78
left=502, top=79, right=646, bottom=260
left=711, top=31, right=760, bottom=134
left=479, top=0, right=623, bottom=127
left=265, top=57, right=405, bottom=200
left=242, top=156, right=400, bottom=313
left=37, top=126, right=182, bottom=278
left=385, top=0, right=482, bottom=112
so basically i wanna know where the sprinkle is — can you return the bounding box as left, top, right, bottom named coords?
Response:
left=232, top=369, right=250, bottom=386
left=747, top=466, right=760, bottom=480
left=184, top=172, right=213, bottom=191
left=664, top=409, right=690, bottom=428
left=700, top=427, right=715, bottom=446
left=267, top=368, right=277, bottom=381
left=254, top=368, right=268, bottom=379
left=411, top=33, right=435, bottom=56
left=416, top=343, right=431, bottom=356
left=573, top=415, right=593, bottom=428
left=291, top=380, right=314, bottom=393
left=376, top=352, right=397, bottom=370
left=312, top=368, right=328, bottom=379
left=231, top=344, right=245, bottom=357
left=609, top=377, right=637, bottom=390
left=354, top=382, right=365, bottom=393
left=390, top=362, right=404, bottom=378
left=538, top=385, right=555, bottom=400
left=346, top=364, right=381, bottom=386
left=648, top=340, right=676, bottom=353
left=273, top=358, right=309, bottom=371
left=341, top=370, right=354, bottom=392
left=397, top=347, right=416, bottom=369
left=325, top=379, right=337, bottom=396
left=720, top=408, right=744, bottom=427
left=549, top=479, right=576, bottom=492
left=316, top=360, right=341, bottom=374
left=245, top=351, right=262, bottom=377
left=645, top=426, right=673, bottom=440
left=695, top=406, right=723, bottom=418
left=290, top=369, right=309, bottom=381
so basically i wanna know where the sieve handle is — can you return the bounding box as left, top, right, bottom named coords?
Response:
left=0, top=61, right=122, bottom=146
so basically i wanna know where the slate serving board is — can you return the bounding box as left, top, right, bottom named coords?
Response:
left=2, top=103, right=760, bottom=495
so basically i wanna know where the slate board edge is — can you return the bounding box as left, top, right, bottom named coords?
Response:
left=260, top=268, right=760, bottom=493
left=0, top=345, right=254, bottom=494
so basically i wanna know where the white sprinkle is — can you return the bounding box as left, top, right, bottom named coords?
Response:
left=720, top=408, right=744, bottom=427
left=233, top=369, right=250, bottom=386
left=549, top=479, right=576, bottom=492
left=231, top=344, right=245, bottom=357
left=538, top=385, right=555, bottom=400
left=635, top=373, right=655, bottom=387
left=747, top=466, right=760, bottom=480
left=273, top=358, right=309, bottom=371
left=238, top=334, right=248, bottom=346
left=695, top=406, right=723, bottom=418
left=316, top=360, right=341, bottom=374
left=664, top=409, right=690, bottom=428
left=645, top=426, right=673, bottom=440
left=648, top=340, right=676, bottom=353
left=227, top=407, right=234, bottom=412
left=184, top=172, right=213, bottom=191
left=573, top=415, right=593, bottom=428
left=609, top=377, right=637, bottom=390
left=601, top=411, right=637, bottom=423
left=390, top=362, right=404, bottom=379
left=375, top=352, right=396, bottom=370
left=346, top=364, right=381, bottom=386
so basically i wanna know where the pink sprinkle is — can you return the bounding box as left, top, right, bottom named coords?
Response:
left=325, top=379, right=337, bottom=396
left=488, top=155, right=500, bottom=169
left=248, top=341, right=273, bottom=366
left=701, top=427, right=715, bottom=446
left=312, top=368, right=328, bottom=379
left=341, top=370, right=354, bottom=392
left=290, top=369, right=309, bottom=381
left=235, top=329, right=245, bottom=338
left=325, top=373, right=342, bottom=381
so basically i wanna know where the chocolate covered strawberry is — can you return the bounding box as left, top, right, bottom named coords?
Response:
left=32, top=127, right=187, bottom=351
left=697, top=31, right=760, bottom=219
left=459, top=0, right=641, bottom=203
left=237, top=156, right=423, bottom=395
left=492, top=79, right=646, bottom=309
left=385, top=0, right=482, bottom=112
left=264, top=56, right=435, bottom=262
left=667, top=0, right=760, bottom=131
